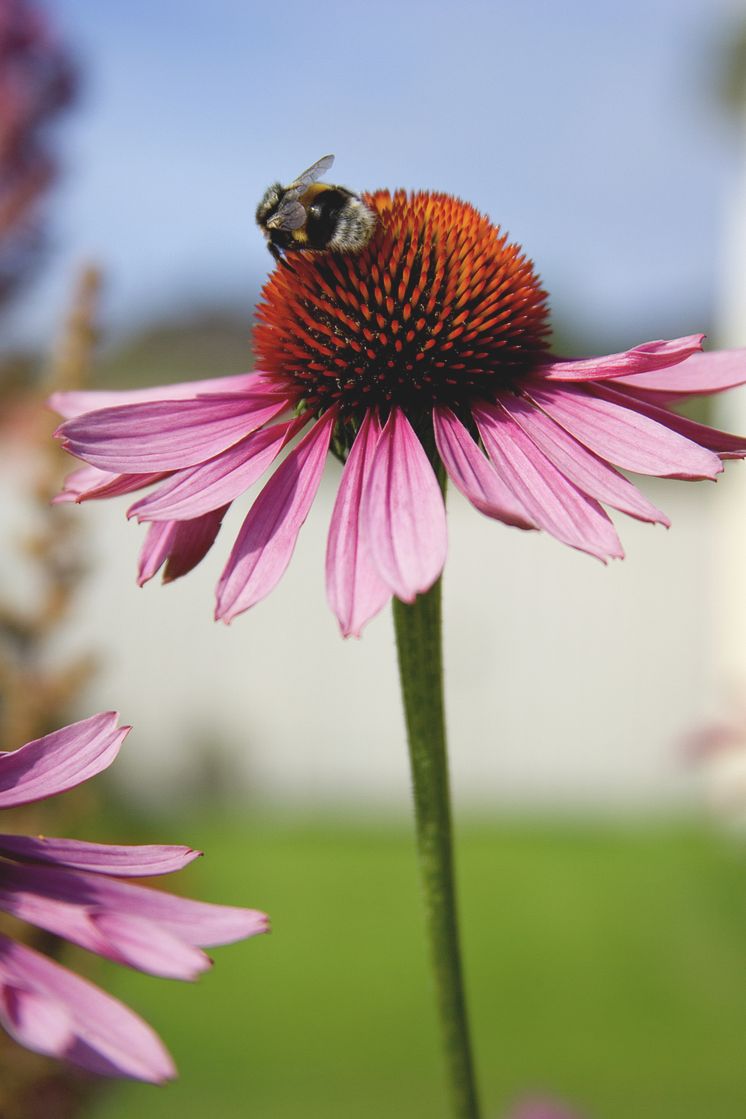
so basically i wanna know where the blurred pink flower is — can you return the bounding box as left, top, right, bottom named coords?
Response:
left=0, top=712, right=268, bottom=1082
left=52, top=191, right=746, bottom=636
left=0, top=0, right=75, bottom=304
left=685, top=698, right=746, bottom=825
left=507, top=1099, right=583, bottom=1119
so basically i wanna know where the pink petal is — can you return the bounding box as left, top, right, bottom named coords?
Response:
left=53, top=465, right=117, bottom=504
left=137, top=523, right=173, bottom=586
left=473, top=402, right=624, bottom=561
left=497, top=392, right=670, bottom=525
left=527, top=383, right=723, bottom=479
left=0, top=713, right=128, bottom=809
left=433, top=405, right=535, bottom=528
left=49, top=371, right=278, bottom=420
left=533, top=335, right=703, bottom=382
left=54, top=467, right=166, bottom=505
left=591, top=383, right=746, bottom=459
left=137, top=507, right=228, bottom=586
left=325, top=411, right=391, bottom=638
left=215, top=409, right=337, bottom=623
left=74, top=470, right=167, bottom=502
left=56, top=393, right=290, bottom=472
left=0, top=835, right=200, bottom=876
left=0, top=984, right=72, bottom=1057
left=0, top=861, right=268, bottom=958
left=0, top=934, right=175, bottom=1081
left=612, top=347, right=746, bottom=395
left=362, top=407, right=447, bottom=602
left=90, top=912, right=211, bottom=979
left=129, top=416, right=306, bottom=522
left=0, top=867, right=207, bottom=980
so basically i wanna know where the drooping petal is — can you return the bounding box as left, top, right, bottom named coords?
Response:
left=497, top=392, right=670, bottom=525
left=0, top=984, right=72, bottom=1059
left=0, top=713, right=128, bottom=809
left=216, top=409, right=337, bottom=623
left=433, top=405, right=535, bottom=528
left=88, top=913, right=212, bottom=979
left=129, top=416, right=306, bottom=522
left=527, top=383, right=723, bottom=479
left=0, top=863, right=212, bottom=979
left=473, top=402, right=624, bottom=561
left=533, top=335, right=703, bottom=382
left=138, top=523, right=174, bottom=586
left=0, top=934, right=176, bottom=1081
left=72, top=470, right=167, bottom=502
left=56, top=393, right=291, bottom=472
left=0, top=835, right=200, bottom=876
left=49, top=370, right=280, bottom=419
left=54, top=466, right=166, bottom=505
left=0, top=860, right=268, bottom=954
left=53, top=465, right=118, bottom=504
left=612, top=347, right=746, bottom=396
left=362, top=407, right=447, bottom=602
left=590, top=382, right=746, bottom=459
left=325, top=410, right=390, bottom=637
left=137, top=507, right=228, bottom=586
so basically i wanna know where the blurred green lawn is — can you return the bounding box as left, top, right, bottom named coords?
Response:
left=86, top=815, right=746, bottom=1119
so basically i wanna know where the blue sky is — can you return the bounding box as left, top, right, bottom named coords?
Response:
left=9, top=0, right=745, bottom=352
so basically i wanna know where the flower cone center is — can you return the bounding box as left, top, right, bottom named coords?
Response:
left=253, top=190, right=550, bottom=418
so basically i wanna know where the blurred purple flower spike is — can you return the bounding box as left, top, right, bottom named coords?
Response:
left=0, top=713, right=269, bottom=1082
left=0, top=0, right=76, bottom=305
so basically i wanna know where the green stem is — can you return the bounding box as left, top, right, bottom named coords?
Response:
left=393, top=579, right=481, bottom=1119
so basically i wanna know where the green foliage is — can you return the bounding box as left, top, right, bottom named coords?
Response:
left=89, top=816, right=746, bottom=1119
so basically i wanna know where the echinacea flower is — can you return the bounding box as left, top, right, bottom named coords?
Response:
left=0, top=712, right=268, bottom=1081
left=52, top=190, right=746, bottom=635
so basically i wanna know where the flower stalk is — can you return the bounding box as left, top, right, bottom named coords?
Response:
left=393, top=572, right=481, bottom=1119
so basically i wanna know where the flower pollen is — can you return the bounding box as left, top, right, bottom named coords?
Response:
left=253, top=189, right=551, bottom=420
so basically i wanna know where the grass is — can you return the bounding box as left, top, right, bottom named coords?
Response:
left=86, top=813, right=746, bottom=1119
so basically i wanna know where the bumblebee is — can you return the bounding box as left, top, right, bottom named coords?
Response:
left=256, top=154, right=376, bottom=261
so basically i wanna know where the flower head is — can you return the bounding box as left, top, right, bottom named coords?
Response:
left=0, top=713, right=268, bottom=1081
left=53, top=189, right=746, bottom=635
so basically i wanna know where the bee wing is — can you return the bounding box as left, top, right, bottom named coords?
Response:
left=269, top=197, right=308, bottom=231
left=286, top=154, right=335, bottom=194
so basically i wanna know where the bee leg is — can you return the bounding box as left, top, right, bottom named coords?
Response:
left=268, top=241, right=297, bottom=274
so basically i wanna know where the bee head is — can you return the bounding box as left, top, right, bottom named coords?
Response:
left=256, top=183, right=284, bottom=225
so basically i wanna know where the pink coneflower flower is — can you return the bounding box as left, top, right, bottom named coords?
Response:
left=53, top=190, right=746, bottom=635
left=0, top=712, right=268, bottom=1082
